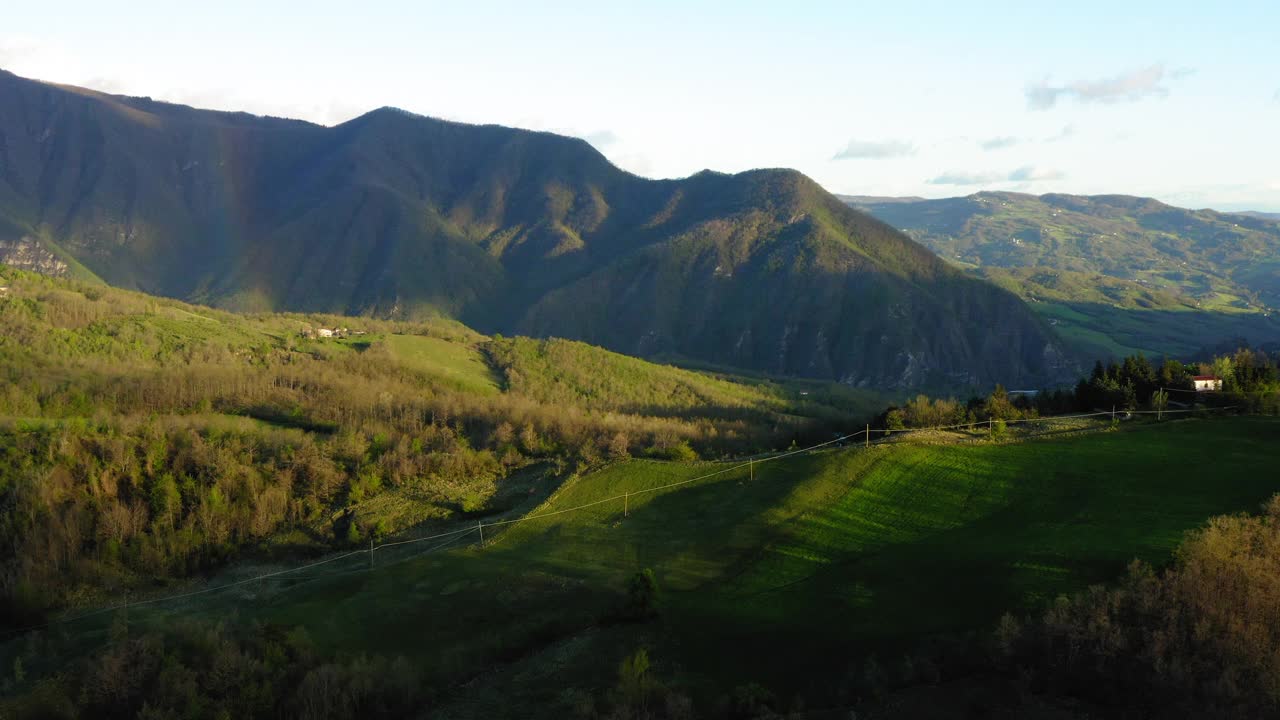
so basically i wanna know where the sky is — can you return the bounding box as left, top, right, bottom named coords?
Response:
left=2, top=1, right=1278, bottom=210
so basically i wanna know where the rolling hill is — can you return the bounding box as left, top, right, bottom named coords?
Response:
left=0, top=69, right=1072, bottom=390
left=844, top=192, right=1280, bottom=359
left=0, top=268, right=890, bottom=621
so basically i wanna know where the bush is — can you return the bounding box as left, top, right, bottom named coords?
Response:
left=645, top=440, right=698, bottom=462
left=622, top=568, right=660, bottom=620
left=998, top=494, right=1280, bottom=716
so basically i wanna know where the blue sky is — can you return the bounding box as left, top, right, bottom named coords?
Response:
left=2, top=1, right=1277, bottom=210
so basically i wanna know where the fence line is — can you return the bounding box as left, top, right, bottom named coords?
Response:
left=1, top=404, right=1241, bottom=640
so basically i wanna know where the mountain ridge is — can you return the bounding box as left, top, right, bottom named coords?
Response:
left=0, top=69, right=1072, bottom=389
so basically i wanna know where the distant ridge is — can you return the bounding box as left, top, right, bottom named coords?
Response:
left=845, top=191, right=1280, bottom=358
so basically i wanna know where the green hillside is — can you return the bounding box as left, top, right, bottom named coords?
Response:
left=0, top=268, right=880, bottom=620
left=846, top=192, right=1280, bottom=359
left=8, top=414, right=1278, bottom=717
left=0, top=70, right=1073, bottom=390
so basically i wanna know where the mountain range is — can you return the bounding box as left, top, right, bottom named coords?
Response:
left=0, top=69, right=1071, bottom=390
left=844, top=192, right=1280, bottom=359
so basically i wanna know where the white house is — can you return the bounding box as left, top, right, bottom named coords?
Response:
left=1192, top=375, right=1222, bottom=392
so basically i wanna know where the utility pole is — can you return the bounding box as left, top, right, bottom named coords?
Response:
left=369, top=537, right=374, bottom=569
left=865, top=424, right=870, bottom=448
left=477, top=521, right=484, bottom=547
left=749, top=458, right=754, bottom=481
left=624, top=492, right=629, bottom=517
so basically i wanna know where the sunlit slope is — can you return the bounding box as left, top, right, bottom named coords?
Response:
left=214, top=416, right=1280, bottom=715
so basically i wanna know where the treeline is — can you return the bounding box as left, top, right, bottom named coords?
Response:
left=1072, top=348, right=1280, bottom=411
left=0, top=416, right=505, bottom=622
left=877, top=385, right=1037, bottom=431
left=1, top=617, right=425, bottom=720
left=876, top=348, right=1280, bottom=432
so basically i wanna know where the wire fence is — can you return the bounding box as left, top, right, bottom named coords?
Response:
left=0, top=402, right=1244, bottom=640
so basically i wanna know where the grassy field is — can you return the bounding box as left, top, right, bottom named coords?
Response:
left=32, top=415, right=1277, bottom=716
left=384, top=333, right=501, bottom=395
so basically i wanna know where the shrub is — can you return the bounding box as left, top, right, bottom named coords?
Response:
left=646, top=440, right=698, bottom=462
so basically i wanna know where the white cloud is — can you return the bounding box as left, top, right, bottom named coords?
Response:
left=927, top=166, right=1065, bottom=186
left=1008, top=165, right=1066, bottom=182
left=1027, top=64, right=1183, bottom=110
left=833, top=139, right=915, bottom=160
left=927, top=170, right=1005, bottom=186
left=1044, top=124, right=1075, bottom=143
left=979, top=136, right=1019, bottom=151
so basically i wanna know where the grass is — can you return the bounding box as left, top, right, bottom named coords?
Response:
left=37, top=415, right=1278, bottom=716
left=384, top=333, right=501, bottom=395
left=488, top=335, right=889, bottom=423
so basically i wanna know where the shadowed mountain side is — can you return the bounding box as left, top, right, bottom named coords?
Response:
left=0, top=70, right=1073, bottom=388
left=520, top=237, right=1067, bottom=389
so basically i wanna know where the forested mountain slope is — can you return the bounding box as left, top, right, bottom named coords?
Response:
left=0, top=70, right=1071, bottom=389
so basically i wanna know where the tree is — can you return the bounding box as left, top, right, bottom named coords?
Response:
left=623, top=569, right=660, bottom=620
left=1211, top=355, right=1236, bottom=391
left=607, top=432, right=630, bottom=461
left=617, top=649, right=653, bottom=714
left=984, top=385, right=1016, bottom=421
left=1151, top=388, right=1169, bottom=421
left=989, top=418, right=1007, bottom=441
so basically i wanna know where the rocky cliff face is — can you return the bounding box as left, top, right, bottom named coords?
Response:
left=0, top=237, right=69, bottom=276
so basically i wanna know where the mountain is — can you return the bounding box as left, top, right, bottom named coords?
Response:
left=0, top=69, right=1071, bottom=390
left=1232, top=210, right=1280, bottom=222
left=846, top=192, right=1280, bottom=359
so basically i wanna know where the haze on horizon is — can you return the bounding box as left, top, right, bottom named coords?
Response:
left=1, top=0, right=1277, bottom=211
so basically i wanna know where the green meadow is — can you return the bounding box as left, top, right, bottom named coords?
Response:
left=35, top=415, right=1275, bottom=716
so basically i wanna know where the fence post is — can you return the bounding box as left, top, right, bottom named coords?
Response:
left=749, top=458, right=753, bottom=481
left=865, top=424, right=870, bottom=448
left=478, top=521, right=484, bottom=547
left=624, top=492, right=629, bottom=517
left=369, top=537, right=374, bottom=569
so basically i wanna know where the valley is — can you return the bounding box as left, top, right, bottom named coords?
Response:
left=1, top=14, right=1279, bottom=714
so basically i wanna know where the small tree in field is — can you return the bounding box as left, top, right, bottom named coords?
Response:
left=623, top=568, right=660, bottom=620
left=1151, top=388, right=1169, bottom=421
left=989, top=418, right=1007, bottom=441
left=617, top=648, right=653, bottom=714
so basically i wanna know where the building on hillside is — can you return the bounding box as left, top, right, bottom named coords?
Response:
left=1192, top=375, right=1222, bottom=392
left=301, top=326, right=352, bottom=339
